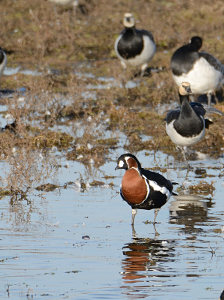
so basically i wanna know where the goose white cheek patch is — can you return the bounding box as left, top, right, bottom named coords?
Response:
left=118, top=160, right=124, bottom=168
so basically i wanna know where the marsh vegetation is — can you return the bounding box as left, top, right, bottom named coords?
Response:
left=0, top=0, right=224, bottom=299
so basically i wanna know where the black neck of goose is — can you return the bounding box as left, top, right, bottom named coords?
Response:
left=189, top=42, right=200, bottom=52
left=179, top=93, right=189, bottom=105
left=0, top=52, right=4, bottom=64
left=179, top=93, right=196, bottom=118
left=124, top=27, right=136, bottom=34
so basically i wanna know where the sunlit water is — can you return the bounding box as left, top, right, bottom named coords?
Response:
left=0, top=66, right=224, bottom=299
left=0, top=150, right=224, bottom=300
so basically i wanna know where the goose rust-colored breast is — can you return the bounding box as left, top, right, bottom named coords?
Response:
left=121, top=169, right=148, bottom=204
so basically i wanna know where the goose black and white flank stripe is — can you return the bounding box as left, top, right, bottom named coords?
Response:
left=166, top=82, right=212, bottom=155
left=115, top=153, right=176, bottom=226
left=171, top=36, right=224, bottom=106
left=115, top=13, right=156, bottom=76
left=0, top=48, right=7, bottom=79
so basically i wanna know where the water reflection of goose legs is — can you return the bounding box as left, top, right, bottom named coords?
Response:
left=131, top=224, right=137, bottom=238
left=180, top=146, right=187, bottom=162
left=132, top=223, right=159, bottom=239
left=153, top=209, right=160, bottom=236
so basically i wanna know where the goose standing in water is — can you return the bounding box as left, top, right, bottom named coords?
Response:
left=166, top=82, right=212, bottom=161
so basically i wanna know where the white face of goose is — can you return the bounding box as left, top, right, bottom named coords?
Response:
left=117, top=156, right=131, bottom=168
left=118, top=159, right=125, bottom=168
left=123, top=13, right=135, bottom=28
left=179, top=82, right=191, bottom=95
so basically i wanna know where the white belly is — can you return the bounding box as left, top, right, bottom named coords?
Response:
left=173, top=57, right=223, bottom=94
left=166, top=120, right=205, bottom=147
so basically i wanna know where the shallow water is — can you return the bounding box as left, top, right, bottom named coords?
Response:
left=0, top=147, right=224, bottom=299
left=0, top=66, right=224, bottom=299
left=4, top=67, right=42, bottom=77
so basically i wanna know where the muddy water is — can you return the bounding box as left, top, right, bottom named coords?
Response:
left=0, top=148, right=223, bottom=299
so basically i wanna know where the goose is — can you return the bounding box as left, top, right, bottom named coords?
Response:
left=115, top=13, right=156, bottom=76
left=166, top=82, right=212, bottom=160
left=115, top=153, right=176, bottom=227
left=171, top=36, right=224, bottom=106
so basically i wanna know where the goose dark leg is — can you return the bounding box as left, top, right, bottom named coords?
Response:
left=131, top=208, right=137, bottom=226
left=153, top=209, right=159, bottom=224
left=207, top=92, right=212, bottom=107
left=177, top=146, right=191, bottom=170
left=176, top=146, right=187, bottom=162
left=119, top=61, right=127, bottom=88
left=131, top=209, right=137, bottom=238
left=131, top=224, right=137, bottom=238
left=181, top=146, right=187, bottom=162
left=140, top=63, right=148, bottom=77
left=121, top=61, right=127, bottom=70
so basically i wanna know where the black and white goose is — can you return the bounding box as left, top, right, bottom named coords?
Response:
left=166, top=82, right=212, bottom=159
left=0, top=48, right=7, bottom=79
left=115, top=13, right=156, bottom=76
left=171, top=36, right=224, bottom=106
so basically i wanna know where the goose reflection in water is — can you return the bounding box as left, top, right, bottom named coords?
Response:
left=120, top=238, right=176, bottom=297
left=169, top=194, right=212, bottom=235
